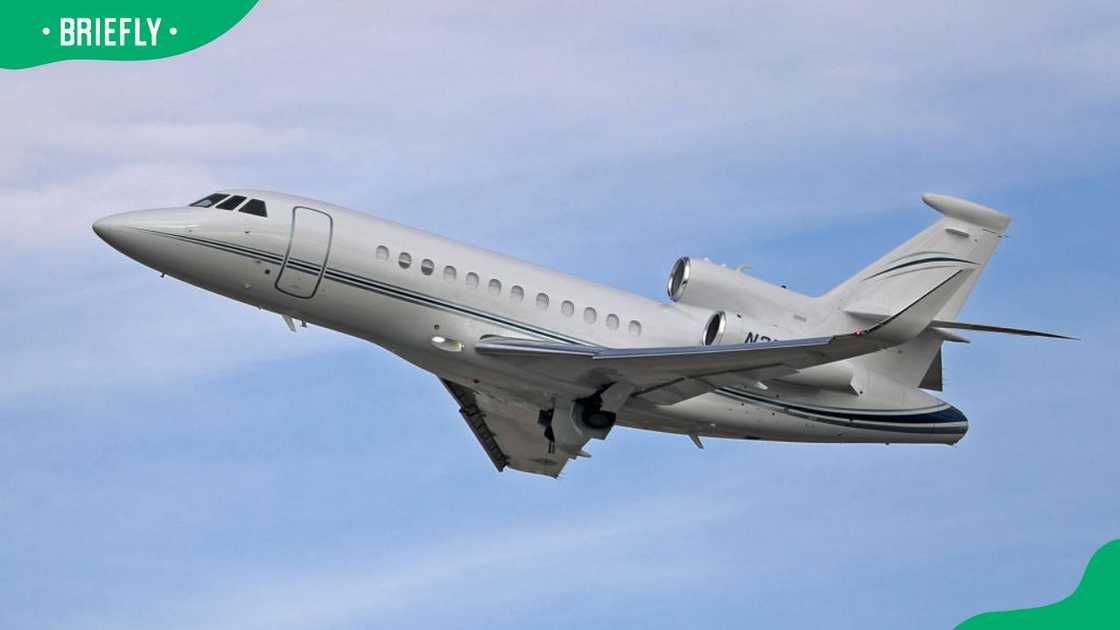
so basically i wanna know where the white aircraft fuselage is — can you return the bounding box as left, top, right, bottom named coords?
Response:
left=95, top=189, right=1008, bottom=476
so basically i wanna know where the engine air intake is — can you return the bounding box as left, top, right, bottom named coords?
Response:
left=703, top=311, right=725, bottom=345
left=667, top=257, right=690, bottom=301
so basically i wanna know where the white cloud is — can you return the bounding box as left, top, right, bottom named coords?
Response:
left=2, top=0, right=1117, bottom=411
left=0, top=162, right=218, bottom=252
left=0, top=273, right=354, bottom=405
left=0, top=4, right=1116, bottom=630
left=94, top=491, right=730, bottom=630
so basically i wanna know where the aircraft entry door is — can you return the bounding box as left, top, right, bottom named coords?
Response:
left=275, top=206, right=333, bottom=299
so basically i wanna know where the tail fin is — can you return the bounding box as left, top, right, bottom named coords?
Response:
left=822, top=193, right=1011, bottom=388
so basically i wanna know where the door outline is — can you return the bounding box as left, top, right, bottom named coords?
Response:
left=275, top=205, right=333, bottom=299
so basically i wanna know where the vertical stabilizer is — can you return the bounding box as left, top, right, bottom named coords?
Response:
left=822, top=193, right=1010, bottom=388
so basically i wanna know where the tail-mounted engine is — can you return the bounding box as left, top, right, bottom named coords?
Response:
left=667, top=256, right=814, bottom=326
left=700, top=309, right=772, bottom=346
left=670, top=257, right=856, bottom=393
left=670, top=256, right=804, bottom=345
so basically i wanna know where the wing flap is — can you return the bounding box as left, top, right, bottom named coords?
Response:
left=441, top=379, right=570, bottom=477
left=442, top=379, right=508, bottom=472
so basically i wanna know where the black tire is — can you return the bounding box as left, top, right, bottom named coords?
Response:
left=584, top=410, right=615, bottom=430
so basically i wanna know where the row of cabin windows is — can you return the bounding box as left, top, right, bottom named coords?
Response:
left=374, top=245, right=642, bottom=337
left=190, top=192, right=268, bottom=217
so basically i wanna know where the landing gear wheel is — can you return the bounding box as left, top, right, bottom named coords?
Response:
left=584, top=410, right=615, bottom=430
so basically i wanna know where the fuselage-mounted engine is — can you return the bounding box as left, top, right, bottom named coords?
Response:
left=666, top=256, right=856, bottom=393
left=668, top=256, right=810, bottom=345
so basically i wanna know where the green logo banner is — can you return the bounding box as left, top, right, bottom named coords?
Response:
left=0, top=1, right=259, bottom=69
left=957, top=539, right=1120, bottom=629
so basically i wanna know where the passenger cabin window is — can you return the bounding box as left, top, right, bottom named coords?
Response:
left=561, top=300, right=574, bottom=317
left=606, top=314, right=620, bottom=330
left=239, top=198, right=268, bottom=217
left=583, top=307, right=597, bottom=324
left=536, top=293, right=549, bottom=310
left=443, top=266, right=457, bottom=282
left=629, top=320, right=642, bottom=336
left=511, top=285, right=524, bottom=302
left=376, top=246, right=389, bottom=261
left=488, top=279, right=501, bottom=295
left=216, top=194, right=247, bottom=210
left=190, top=193, right=228, bottom=208
left=421, top=259, right=435, bottom=276
left=466, top=272, right=479, bottom=289
left=399, top=252, right=412, bottom=269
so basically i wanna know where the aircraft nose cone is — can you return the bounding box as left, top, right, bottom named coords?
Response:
left=93, top=207, right=199, bottom=269
left=92, top=213, right=129, bottom=246
left=92, top=209, right=162, bottom=257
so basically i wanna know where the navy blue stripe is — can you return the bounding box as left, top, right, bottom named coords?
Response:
left=721, top=390, right=967, bottom=434
left=140, top=230, right=285, bottom=264
left=141, top=228, right=968, bottom=437
left=718, top=387, right=967, bottom=426
left=777, top=410, right=966, bottom=435
left=866, top=256, right=975, bottom=280
left=322, top=268, right=585, bottom=344
left=184, top=233, right=286, bottom=263
left=321, top=267, right=588, bottom=345
left=142, top=229, right=591, bottom=346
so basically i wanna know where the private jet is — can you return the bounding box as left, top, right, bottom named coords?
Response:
left=93, top=191, right=1069, bottom=477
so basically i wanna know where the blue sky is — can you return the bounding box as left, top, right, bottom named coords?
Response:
left=1, top=1, right=1117, bottom=628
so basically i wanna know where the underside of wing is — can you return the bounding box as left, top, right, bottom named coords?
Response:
left=441, top=379, right=570, bottom=478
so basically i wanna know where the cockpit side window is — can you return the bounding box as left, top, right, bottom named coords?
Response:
left=239, top=198, right=268, bottom=217
left=216, top=195, right=247, bottom=210
left=190, top=193, right=228, bottom=208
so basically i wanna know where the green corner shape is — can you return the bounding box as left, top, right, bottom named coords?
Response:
left=957, top=540, right=1120, bottom=629
left=1, top=1, right=259, bottom=69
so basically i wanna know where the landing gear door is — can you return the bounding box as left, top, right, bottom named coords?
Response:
left=275, top=206, right=333, bottom=299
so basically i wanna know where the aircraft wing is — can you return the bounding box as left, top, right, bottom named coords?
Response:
left=441, top=379, right=571, bottom=478
left=476, top=333, right=863, bottom=404
left=476, top=270, right=973, bottom=405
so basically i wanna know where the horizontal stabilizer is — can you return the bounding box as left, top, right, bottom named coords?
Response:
left=845, top=308, right=1074, bottom=340
left=930, top=320, right=1076, bottom=340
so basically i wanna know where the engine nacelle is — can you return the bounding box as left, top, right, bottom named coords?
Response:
left=699, top=309, right=857, bottom=393
left=700, top=309, right=781, bottom=346
left=667, top=256, right=815, bottom=328
left=673, top=259, right=857, bottom=394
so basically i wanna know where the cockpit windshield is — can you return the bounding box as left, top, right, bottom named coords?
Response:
left=240, top=198, right=268, bottom=217
left=216, top=194, right=247, bottom=210
left=188, top=193, right=268, bottom=217
left=190, top=193, right=228, bottom=208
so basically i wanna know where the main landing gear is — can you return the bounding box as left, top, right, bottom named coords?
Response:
left=538, top=393, right=616, bottom=455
